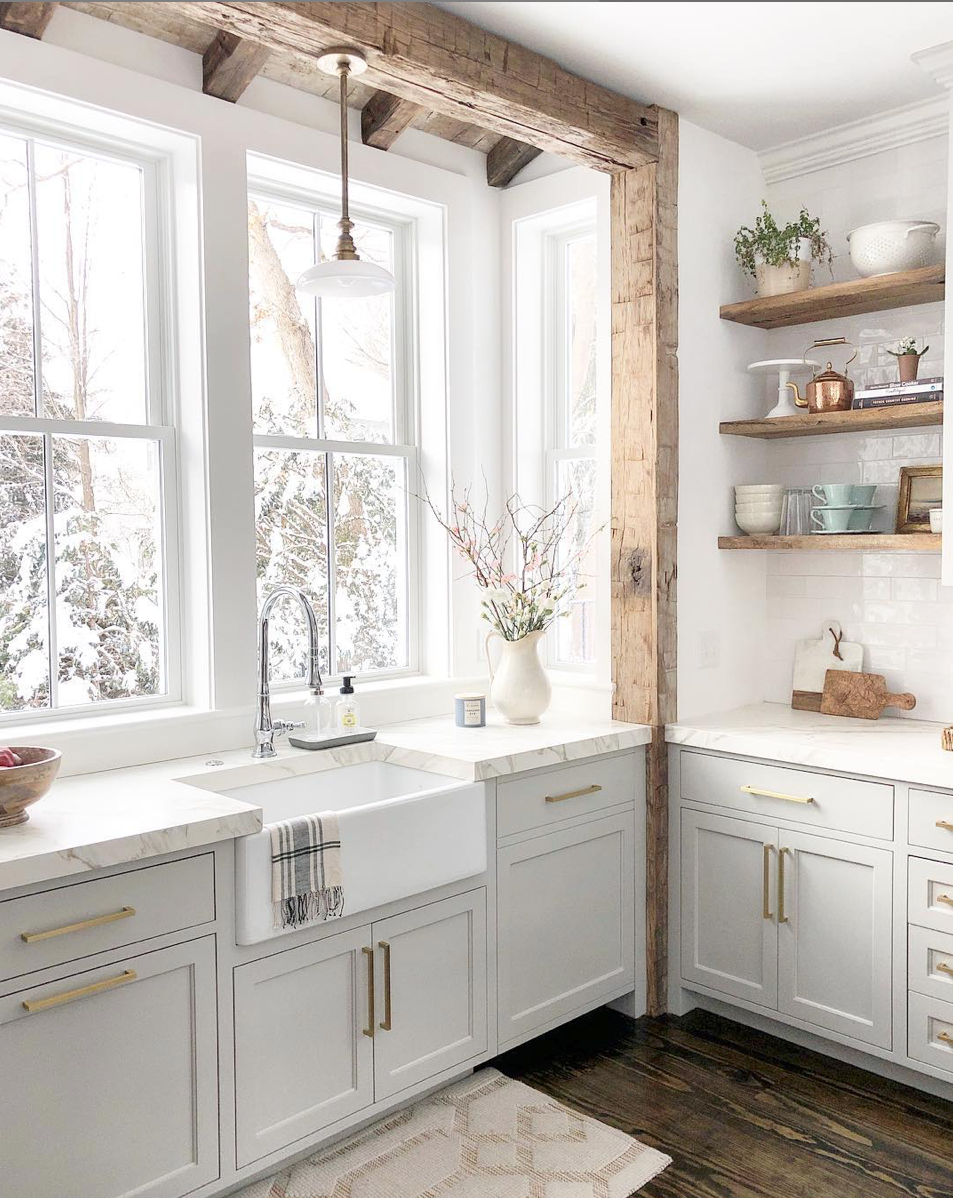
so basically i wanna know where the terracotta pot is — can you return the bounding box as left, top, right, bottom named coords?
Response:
left=897, top=353, right=922, bottom=384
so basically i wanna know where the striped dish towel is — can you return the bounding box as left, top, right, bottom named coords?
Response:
left=269, top=813, right=345, bottom=930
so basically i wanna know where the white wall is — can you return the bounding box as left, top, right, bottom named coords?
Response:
left=676, top=120, right=770, bottom=720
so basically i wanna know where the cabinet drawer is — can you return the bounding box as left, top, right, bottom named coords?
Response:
left=908, top=857, right=953, bottom=935
left=679, top=751, right=893, bottom=840
left=908, top=924, right=953, bottom=1003
left=908, top=989, right=953, bottom=1076
left=497, top=754, right=636, bottom=839
left=909, top=789, right=953, bottom=856
left=0, top=854, right=215, bottom=983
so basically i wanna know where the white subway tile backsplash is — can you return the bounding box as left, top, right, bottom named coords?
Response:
left=893, top=578, right=939, bottom=602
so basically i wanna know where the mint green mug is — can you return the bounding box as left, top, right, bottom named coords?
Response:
left=811, top=507, right=852, bottom=532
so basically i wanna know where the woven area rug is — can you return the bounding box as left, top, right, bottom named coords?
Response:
left=235, top=1066, right=671, bottom=1198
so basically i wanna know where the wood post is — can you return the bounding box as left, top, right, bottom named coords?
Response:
left=485, top=136, right=542, bottom=188
left=202, top=29, right=270, bottom=102
left=610, top=108, right=678, bottom=1016
left=361, top=90, right=422, bottom=150
left=0, top=2, right=56, bottom=38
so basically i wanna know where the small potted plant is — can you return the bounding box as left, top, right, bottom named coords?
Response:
left=888, top=336, right=929, bottom=384
left=734, top=200, right=833, bottom=298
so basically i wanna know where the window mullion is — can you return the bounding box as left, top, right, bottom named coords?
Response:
left=313, top=212, right=324, bottom=440
left=41, top=433, right=58, bottom=710
left=25, top=137, right=44, bottom=419
left=324, top=450, right=336, bottom=676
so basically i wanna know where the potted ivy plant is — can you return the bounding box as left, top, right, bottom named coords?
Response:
left=734, top=201, right=833, bottom=298
left=888, top=336, right=929, bottom=384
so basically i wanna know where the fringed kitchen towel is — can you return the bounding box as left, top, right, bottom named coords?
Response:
left=269, top=813, right=345, bottom=930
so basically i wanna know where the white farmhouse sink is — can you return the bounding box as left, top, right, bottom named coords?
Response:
left=214, top=760, right=486, bottom=945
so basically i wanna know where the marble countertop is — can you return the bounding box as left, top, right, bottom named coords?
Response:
left=667, top=702, right=953, bottom=790
left=0, top=713, right=651, bottom=893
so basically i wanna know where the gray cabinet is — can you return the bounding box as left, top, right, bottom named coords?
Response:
left=498, top=810, right=635, bottom=1046
left=0, top=937, right=219, bottom=1198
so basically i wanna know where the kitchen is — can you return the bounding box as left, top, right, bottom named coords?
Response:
left=0, top=4, right=952, bottom=1197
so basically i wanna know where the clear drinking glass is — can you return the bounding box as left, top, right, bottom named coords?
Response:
left=780, top=488, right=811, bottom=535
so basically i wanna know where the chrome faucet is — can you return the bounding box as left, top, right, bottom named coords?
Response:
left=253, top=586, right=324, bottom=759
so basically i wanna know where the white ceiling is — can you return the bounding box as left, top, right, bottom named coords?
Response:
left=435, top=2, right=953, bottom=151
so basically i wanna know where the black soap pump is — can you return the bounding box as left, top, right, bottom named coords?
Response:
left=336, top=675, right=359, bottom=731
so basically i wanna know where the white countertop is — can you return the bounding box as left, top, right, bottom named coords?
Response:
left=0, top=713, right=650, bottom=894
left=667, top=702, right=953, bottom=790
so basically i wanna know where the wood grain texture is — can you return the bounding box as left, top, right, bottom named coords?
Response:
left=0, top=2, right=57, bottom=37
left=202, top=29, right=270, bottom=101
left=496, top=1007, right=953, bottom=1198
left=721, top=400, right=943, bottom=439
left=820, top=669, right=917, bottom=720
left=485, top=136, right=542, bottom=187
left=144, top=1, right=660, bottom=170
left=719, top=533, right=941, bottom=552
left=361, top=89, right=422, bottom=150
left=610, top=109, right=678, bottom=1017
left=720, top=264, right=944, bottom=329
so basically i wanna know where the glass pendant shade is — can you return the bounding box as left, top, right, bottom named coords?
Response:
left=297, top=257, right=395, bottom=298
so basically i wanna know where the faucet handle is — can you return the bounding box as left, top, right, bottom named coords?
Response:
left=274, top=719, right=305, bottom=738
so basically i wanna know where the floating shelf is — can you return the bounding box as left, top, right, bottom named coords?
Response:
left=719, top=534, right=940, bottom=552
left=720, top=400, right=943, bottom=440
left=719, top=265, right=945, bottom=330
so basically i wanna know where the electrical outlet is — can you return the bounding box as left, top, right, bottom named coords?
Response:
left=698, top=630, right=720, bottom=669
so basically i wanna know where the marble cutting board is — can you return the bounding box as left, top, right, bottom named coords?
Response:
left=792, top=623, right=863, bottom=712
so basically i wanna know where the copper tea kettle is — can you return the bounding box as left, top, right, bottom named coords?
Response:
left=785, top=337, right=857, bottom=413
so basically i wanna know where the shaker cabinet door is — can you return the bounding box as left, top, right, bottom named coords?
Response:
left=777, top=829, right=893, bottom=1049
left=0, top=937, right=219, bottom=1198
left=680, top=808, right=779, bottom=1009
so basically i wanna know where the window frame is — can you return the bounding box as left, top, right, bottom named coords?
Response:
left=247, top=174, right=421, bottom=688
left=0, top=116, right=183, bottom=724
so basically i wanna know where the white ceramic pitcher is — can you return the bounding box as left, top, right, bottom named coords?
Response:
left=484, top=629, right=552, bottom=725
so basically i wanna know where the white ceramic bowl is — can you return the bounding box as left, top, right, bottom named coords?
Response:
left=736, top=501, right=783, bottom=514
left=735, top=511, right=782, bottom=535
left=735, top=484, right=783, bottom=494
left=846, top=220, right=939, bottom=277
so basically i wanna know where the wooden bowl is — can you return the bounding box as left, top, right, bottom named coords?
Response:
left=0, top=748, right=62, bottom=827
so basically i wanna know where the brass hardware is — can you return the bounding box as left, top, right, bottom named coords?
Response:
left=762, top=845, right=774, bottom=920
left=936, top=894, right=953, bottom=907
left=936, top=962, right=953, bottom=978
left=362, top=946, right=375, bottom=1038
left=938, top=1031, right=953, bottom=1047
left=936, top=821, right=953, bottom=832
left=379, top=940, right=392, bottom=1031
left=778, top=848, right=789, bottom=924
left=20, top=906, right=136, bottom=944
left=741, top=785, right=814, bottom=805
left=22, top=969, right=137, bottom=1013
left=545, top=784, right=603, bottom=804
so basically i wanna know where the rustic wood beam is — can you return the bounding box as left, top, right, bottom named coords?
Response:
left=361, top=89, right=421, bottom=151
left=0, top=2, right=57, bottom=38
left=486, top=136, right=542, bottom=188
left=610, top=108, right=678, bottom=1016
left=202, top=29, right=270, bottom=102
left=156, top=2, right=659, bottom=171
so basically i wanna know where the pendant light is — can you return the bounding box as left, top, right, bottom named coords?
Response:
left=297, top=48, right=396, bottom=299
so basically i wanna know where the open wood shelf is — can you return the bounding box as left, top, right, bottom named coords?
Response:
left=719, top=264, right=945, bottom=329
left=719, top=533, right=940, bottom=552
left=720, top=400, right=943, bottom=440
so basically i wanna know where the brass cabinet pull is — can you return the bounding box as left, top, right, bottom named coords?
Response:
left=20, top=905, right=136, bottom=944
left=379, top=940, right=392, bottom=1031
left=762, top=845, right=774, bottom=920
left=361, top=946, right=375, bottom=1038
left=936, top=894, right=953, bottom=907
left=22, top=969, right=137, bottom=1014
left=778, top=848, right=789, bottom=924
left=545, top=784, right=602, bottom=804
left=936, top=962, right=953, bottom=978
left=936, top=821, right=953, bottom=832
left=938, top=1031, right=953, bottom=1046
left=741, top=785, right=814, bottom=805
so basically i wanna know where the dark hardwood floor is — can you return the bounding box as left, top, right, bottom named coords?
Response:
left=493, top=1008, right=953, bottom=1198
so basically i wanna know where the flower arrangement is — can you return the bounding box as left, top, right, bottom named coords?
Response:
left=734, top=200, right=832, bottom=278
left=423, top=483, right=599, bottom=642
left=888, top=336, right=928, bottom=358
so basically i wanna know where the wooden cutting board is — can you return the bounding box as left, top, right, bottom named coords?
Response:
left=820, top=669, right=917, bottom=720
left=791, top=625, right=863, bottom=712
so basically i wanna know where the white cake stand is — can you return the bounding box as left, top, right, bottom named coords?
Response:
left=748, top=358, right=820, bottom=418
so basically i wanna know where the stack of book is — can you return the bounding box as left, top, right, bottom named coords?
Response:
left=852, top=377, right=943, bottom=410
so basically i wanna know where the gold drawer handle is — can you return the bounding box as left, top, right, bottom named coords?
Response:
left=22, top=969, right=137, bottom=1014
left=20, top=906, right=136, bottom=944
left=938, top=1031, right=953, bottom=1047
left=741, top=785, right=814, bottom=805
left=936, top=894, right=953, bottom=907
left=937, top=821, right=953, bottom=832
left=379, top=940, right=392, bottom=1031
left=936, top=962, right=953, bottom=978
left=762, top=845, right=773, bottom=920
left=778, top=847, right=789, bottom=924
left=545, top=784, right=603, bottom=804
left=362, top=946, right=375, bottom=1038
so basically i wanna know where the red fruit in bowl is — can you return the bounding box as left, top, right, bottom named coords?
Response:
left=0, top=747, right=22, bottom=767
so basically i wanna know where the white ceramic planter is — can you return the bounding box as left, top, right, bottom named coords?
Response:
left=754, top=237, right=812, bottom=297
left=485, top=629, right=552, bottom=725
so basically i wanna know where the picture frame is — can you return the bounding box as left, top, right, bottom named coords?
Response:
left=896, top=464, right=942, bottom=533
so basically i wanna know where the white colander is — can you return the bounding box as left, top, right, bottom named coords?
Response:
left=846, top=220, right=939, bottom=277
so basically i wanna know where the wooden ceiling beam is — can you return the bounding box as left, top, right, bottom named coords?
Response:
left=202, top=29, right=270, bottom=102
left=154, top=2, right=658, bottom=171
left=486, top=136, right=542, bottom=188
left=361, top=89, right=422, bottom=151
left=0, top=2, right=57, bottom=38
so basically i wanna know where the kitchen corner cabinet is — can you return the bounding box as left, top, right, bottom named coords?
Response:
left=0, top=936, right=219, bottom=1198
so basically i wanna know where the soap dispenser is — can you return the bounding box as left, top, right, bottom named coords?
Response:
left=304, top=685, right=333, bottom=736
left=336, top=676, right=359, bottom=731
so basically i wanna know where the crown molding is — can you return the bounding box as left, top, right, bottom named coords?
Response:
left=759, top=96, right=949, bottom=185
left=913, top=41, right=953, bottom=90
